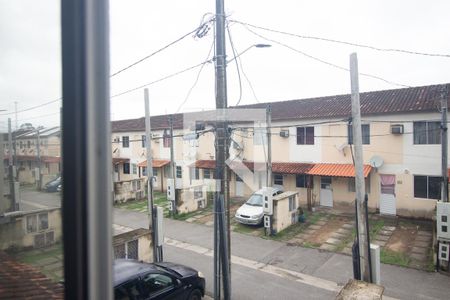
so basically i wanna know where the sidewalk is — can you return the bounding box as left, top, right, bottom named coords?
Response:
left=114, top=207, right=450, bottom=300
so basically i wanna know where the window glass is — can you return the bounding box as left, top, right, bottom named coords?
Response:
left=274, top=173, right=283, bottom=185
left=414, top=122, right=441, bottom=144
left=132, top=163, right=137, bottom=174
left=26, top=215, right=37, bottom=233
left=123, top=163, right=130, bottom=174
left=163, top=129, right=171, bottom=148
left=141, top=135, right=146, bottom=147
left=296, top=174, right=306, bottom=188
left=142, top=166, right=147, bottom=176
left=203, top=168, right=211, bottom=179
left=38, top=213, right=49, bottom=231
left=141, top=273, right=174, bottom=297
left=348, top=124, right=370, bottom=144
left=427, top=122, right=441, bottom=144
left=122, top=136, right=130, bottom=148
left=115, top=279, right=141, bottom=300
left=428, top=176, right=441, bottom=200
left=297, top=127, right=314, bottom=145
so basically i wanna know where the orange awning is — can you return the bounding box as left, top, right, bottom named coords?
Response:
left=112, top=157, right=130, bottom=164
left=138, top=159, right=170, bottom=168
left=307, top=163, right=372, bottom=178
left=189, top=160, right=314, bottom=174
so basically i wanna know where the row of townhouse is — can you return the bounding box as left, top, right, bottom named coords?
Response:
left=110, top=83, right=450, bottom=219
left=2, top=127, right=61, bottom=185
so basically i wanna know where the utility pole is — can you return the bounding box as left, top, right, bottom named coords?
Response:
left=36, top=129, right=42, bottom=190
left=214, top=0, right=231, bottom=298
left=169, top=115, right=177, bottom=215
left=266, top=105, right=272, bottom=187
left=8, top=118, right=16, bottom=211
left=441, top=86, right=448, bottom=202
left=144, top=88, right=158, bottom=262
left=350, top=53, right=370, bottom=281
left=14, top=101, right=18, bottom=130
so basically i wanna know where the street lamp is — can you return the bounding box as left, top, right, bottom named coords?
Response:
left=227, top=43, right=271, bottom=64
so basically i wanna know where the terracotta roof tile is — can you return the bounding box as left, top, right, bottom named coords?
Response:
left=137, top=159, right=170, bottom=168
left=0, top=251, right=63, bottom=299
left=190, top=160, right=313, bottom=174
left=307, top=163, right=372, bottom=178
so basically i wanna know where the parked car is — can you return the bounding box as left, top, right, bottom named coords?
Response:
left=234, top=186, right=284, bottom=225
left=57, top=184, right=62, bottom=192
left=114, top=259, right=205, bottom=300
left=43, top=177, right=61, bottom=192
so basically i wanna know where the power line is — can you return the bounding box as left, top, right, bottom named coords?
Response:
left=175, top=39, right=215, bottom=113
left=226, top=21, right=243, bottom=106
left=110, top=17, right=214, bottom=77
left=0, top=98, right=61, bottom=116
left=230, top=20, right=450, bottom=58
left=240, top=24, right=411, bottom=88
left=110, top=59, right=213, bottom=99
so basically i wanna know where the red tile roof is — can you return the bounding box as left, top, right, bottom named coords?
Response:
left=137, top=159, right=170, bottom=168
left=0, top=251, right=63, bottom=299
left=307, top=163, right=372, bottom=178
left=112, top=157, right=130, bottom=164
left=235, top=83, right=450, bottom=122
left=111, top=84, right=449, bottom=132
left=190, top=160, right=313, bottom=174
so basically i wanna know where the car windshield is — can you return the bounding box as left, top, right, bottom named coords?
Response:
left=246, top=194, right=263, bottom=206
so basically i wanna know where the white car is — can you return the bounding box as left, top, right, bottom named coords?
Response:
left=234, top=187, right=284, bottom=225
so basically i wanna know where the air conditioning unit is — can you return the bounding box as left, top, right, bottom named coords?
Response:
left=391, top=124, right=404, bottom=134
left=279, top=130, right=289, bottom=138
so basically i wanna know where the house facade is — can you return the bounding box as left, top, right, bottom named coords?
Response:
left=111, top=83, right=449, bottom=219
left=2, top=127, right=61, bottom=186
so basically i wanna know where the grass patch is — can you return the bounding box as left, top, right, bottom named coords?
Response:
left=305, top=212, right=324, bottom=225
left=173, top=210, right=200, bottom=221
left=233, top=223, right=262, bottom=235
left=115, top=191, right=169, bottom=212
left=302, top=241, right=321, bottom=249
left=266, top=222, right=307, bottom=241
left=381, top=249, right=410, bottom=267
left=15, top=244, right=62, bottom=264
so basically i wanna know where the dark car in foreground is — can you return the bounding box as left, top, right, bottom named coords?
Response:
left=43, top=177, right=61, bottom=192
left=114, top=259, right=205, bottom=300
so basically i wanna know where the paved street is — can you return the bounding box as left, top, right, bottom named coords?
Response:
left=20, top=189, right=450, bottom=299
left=114, top=208, right=450, bottom=300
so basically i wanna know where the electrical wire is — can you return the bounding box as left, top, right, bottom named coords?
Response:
left=241, top=24, right=411, bottom=88
left=230, top=20, right=450, bottom=58
left=110, top=17, right=214, bottom=77
left=0, top=98, right=61, bottom=116
left=110, top=59, right=213, bottom=99
left=226, top=21, right=243, bottom=106
left=175, top=38, right=215, bottom=113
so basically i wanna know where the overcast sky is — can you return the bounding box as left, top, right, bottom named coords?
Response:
left=1, top=0, right=450, bottom=131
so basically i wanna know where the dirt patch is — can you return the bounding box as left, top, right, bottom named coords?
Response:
left=306, top=216, right=351, bottom=245
left=196, top=213, right=214, bottom=224
left=386, top=224, right=417, bottom=253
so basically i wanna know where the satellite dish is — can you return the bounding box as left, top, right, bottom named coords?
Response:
left=369, top=156, right=384, bottom=168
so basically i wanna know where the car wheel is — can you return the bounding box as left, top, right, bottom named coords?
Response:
left=188, top=289, right=202, bottom=300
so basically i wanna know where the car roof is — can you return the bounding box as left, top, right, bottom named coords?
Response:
left=254, top=186, right=282, bottom=194
left=114, top=259, right=160, bottom=286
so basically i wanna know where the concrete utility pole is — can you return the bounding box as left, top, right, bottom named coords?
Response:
left=169, top=115, right=177, bottom=215
left=214, top=0, right=231, bottom=298
left=266, top=105, right=272, bottom=187
left=441, top=86, right=448, bottom=203
left=144, top=88, right=158, bottom=262
left=350, top=53, right=370, bottom=281
left=7, top=118, right=15, bottom=211
left=36, top=129, right=42, bottom=190
left=14, top=101, right=18, bottom=130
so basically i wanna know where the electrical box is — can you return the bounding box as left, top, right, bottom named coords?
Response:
left=390, top=124, right=404, bottom=134
left=439, top=243, right=449, bottom=261
left=437, top=202, right=450, bottom=240
left=156, top=207, right=164, bottom=246
left=279, top=130, right=289, bottom=138
left=370, top=244, right=381, bottom=285
left=262, top=187, right=273, bottom=215
left=168, top=200, right=174, bottom=212
left=264, top=215, right=271, bottom=228
left=167, top=178, right=175, bottom=201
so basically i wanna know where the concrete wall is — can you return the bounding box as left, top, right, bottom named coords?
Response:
left=176, top=184, right=208, bottom=214
left=114, top=178, right=146, bottom=203
left=273, top=191, right=299, bottom=233
left=0, top=208, right=62, bottom=250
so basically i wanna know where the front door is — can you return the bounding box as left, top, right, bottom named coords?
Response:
left=320, top=176, right=333, bottom=207
left=380, top=174, right=396, bottom=215
left=235, top=174, right=244, bottom=197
